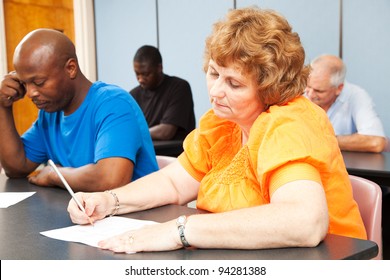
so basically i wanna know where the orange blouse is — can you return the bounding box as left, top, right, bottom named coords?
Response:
left=178, top=96, right=367, bottom=239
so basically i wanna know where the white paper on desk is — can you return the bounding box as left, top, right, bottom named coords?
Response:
left=0, top=192, right=35, bottom=208
left=40, top=216, right=157, bottom=249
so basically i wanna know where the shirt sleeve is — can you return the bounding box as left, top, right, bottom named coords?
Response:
left=160, top=79, right=194, bottom=130
left=351, top=88, right=385, bottom=137
left=178, top=110, right=235, bottom=181
left=268, top=162, right=322, bottom=196
left=21, top=118, right=48, bottom=164
left=178, top=129, right=209, bottom=182
left=94, top=95, right=142, bottom=163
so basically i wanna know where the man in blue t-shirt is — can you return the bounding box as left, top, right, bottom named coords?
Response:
left=0, top=29, right=158, bottom=192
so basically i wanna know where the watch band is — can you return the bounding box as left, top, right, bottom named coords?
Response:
left=176, top=215, right=191, bottom=247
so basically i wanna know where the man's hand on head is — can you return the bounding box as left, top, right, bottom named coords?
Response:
left=0, top=71, right=26, bottom=107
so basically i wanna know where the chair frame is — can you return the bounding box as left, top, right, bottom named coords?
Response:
left=349, top=175, right=383, bottom=259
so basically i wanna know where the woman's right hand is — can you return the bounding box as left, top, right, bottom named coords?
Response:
left=67, top=192, right=112, bottom=225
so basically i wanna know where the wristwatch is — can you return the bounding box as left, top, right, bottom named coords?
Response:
left=176, top=215, right=191, bottom=247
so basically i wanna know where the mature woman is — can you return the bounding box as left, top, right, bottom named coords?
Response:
left=68, top=7, right=366, bottom=253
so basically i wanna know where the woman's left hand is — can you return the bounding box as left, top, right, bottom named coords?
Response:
left=98, top=219, right=183, bottom=253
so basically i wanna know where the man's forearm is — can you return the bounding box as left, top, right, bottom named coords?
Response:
left=49, top=158, right=134, bottom=192
left=0, top=107, right=34, bottom=176
left=149, top=123, right=178, bottom=140
left=337, top=134, right=386, bottom=153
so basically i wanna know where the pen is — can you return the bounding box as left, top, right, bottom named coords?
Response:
left=47, top=159, right=94, bottom=226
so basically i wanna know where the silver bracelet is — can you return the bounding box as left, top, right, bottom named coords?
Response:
left=176, top=215, right=191, bottom=247
left=105, top=190, right=119, bottom=216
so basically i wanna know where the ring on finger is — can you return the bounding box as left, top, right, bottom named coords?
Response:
left=128, top=235, right=134, bottom=245
left=7, top=96, right=12, bottom=100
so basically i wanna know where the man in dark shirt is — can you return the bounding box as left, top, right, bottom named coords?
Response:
left=130, top=45, right=195, bottom=140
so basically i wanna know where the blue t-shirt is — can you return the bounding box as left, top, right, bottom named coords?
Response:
left=21, top=81, right=158, bottom=180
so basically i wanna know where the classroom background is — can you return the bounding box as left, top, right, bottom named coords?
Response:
left=1, top=0, right=390, bottom=137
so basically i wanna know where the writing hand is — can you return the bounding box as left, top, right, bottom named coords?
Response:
left=67, top=192, right=108, bottom=225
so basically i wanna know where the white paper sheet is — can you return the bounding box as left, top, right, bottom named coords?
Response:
left=0, top=192, right=36, bottom=208
left=40, top=216, right=157, bottom=249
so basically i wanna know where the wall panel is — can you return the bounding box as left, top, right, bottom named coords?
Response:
left=158, top=0, right=233, bottom=123
left=237, top=0, right=340, bottom=62
left=94, top=0, right=157, bottom=91
left=343, top=0, right=390, bottom=136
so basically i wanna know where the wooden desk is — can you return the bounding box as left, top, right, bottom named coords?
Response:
left=153, top=140, right=183, bottom=157
left=0, top=175, right=378, bottom=260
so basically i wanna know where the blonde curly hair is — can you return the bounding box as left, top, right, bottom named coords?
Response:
left=203, top=7, right=309, bottom=107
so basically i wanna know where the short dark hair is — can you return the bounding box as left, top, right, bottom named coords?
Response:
left=133, top=45, right=162, bottom=66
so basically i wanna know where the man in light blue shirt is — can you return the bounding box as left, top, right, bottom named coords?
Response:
left=305, top=54, right=386, bottom=153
